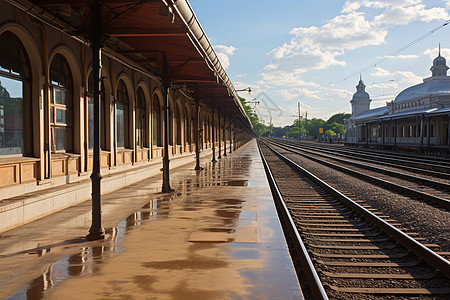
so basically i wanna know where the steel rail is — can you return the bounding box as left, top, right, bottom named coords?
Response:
left=280, top=139, right=450, bottom=175
left=273, top=139, right=450, bottom=190
left=267, top=139, right=450, bottom=210
left=260, top=139, right=450, bottom=280
left=257, top=141, right=328, bottom=300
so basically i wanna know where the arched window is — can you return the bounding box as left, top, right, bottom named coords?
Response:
left=0, top=31, right=31, bottom=156
left=116, top=80, right=129, bottom=148
left=152, top=94, right=161, bottom=147
left=136, top=87, right=146, bottom=148
left=87, top=72, right=106, bottom=150
left=50, top=54, right=73, bottom=152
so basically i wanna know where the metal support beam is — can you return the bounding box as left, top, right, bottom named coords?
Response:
left=194, top=85, right=202, bottom=170
left=162, top=54, right=174, bottom=193
left=229, top=122, right=232, bottom=154
left=223, top=119, right=227, bottom=157
left=218, top=109, right=221, bottom=159
left=211, top=105, right=216, bottom=163
left=87, top=0, right=105, bottom=240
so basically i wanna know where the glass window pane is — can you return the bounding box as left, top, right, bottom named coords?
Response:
left=56, top=109, right=66, bottom=124
left=0, top=76, right=23, bottom=155
left=54, top=89, right=63, bottom=104
left=54, top=127, right=65, bottom=151
left=50, top=107, right=54, bottom=123
left=117, top=104, right=124, bottom=148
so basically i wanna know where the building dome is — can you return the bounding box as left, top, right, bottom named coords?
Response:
left=394, top=51, right=450, bottom=103
left=433, top=55, right=446, bottom=66
left=352, top=79, right=370, bottom=101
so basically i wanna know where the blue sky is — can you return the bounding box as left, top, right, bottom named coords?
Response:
left=189, top=0, right=450, bottom=126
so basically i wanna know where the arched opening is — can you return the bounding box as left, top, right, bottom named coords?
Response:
left=136, top=87, right=146, bottom=148
left=152, top=94, right=162, bottom=147
left=116, top=79, right=129, bottom=148
left=50, top=54, right=73, bottom=153
left=0, top=31, right=31, bottom=156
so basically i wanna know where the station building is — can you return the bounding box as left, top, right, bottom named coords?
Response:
left=0, top=0, right=252, bottom=232
left=345, top=51, right=450, bottom=153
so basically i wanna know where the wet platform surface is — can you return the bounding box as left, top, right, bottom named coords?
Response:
left=0, top=140, right=302, bottom=299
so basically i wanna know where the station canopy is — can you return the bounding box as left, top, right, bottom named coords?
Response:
left=12, top=0, right=252, bottom=127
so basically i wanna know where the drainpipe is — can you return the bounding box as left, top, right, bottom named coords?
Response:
left=87, top=0, right=105, bottom=240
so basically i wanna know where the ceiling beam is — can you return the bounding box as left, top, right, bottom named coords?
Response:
left=107, top=28, right=186, bottom=37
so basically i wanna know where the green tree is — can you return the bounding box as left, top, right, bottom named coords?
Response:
left=327, top=113, right=351, bottom=124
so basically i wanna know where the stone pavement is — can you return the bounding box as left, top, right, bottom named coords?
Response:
left=1, top=140, right=302, bottom=299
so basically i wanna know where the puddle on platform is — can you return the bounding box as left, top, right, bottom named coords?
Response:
left=6, top=195, right=176, bottom=300
left=7, top=150, right=256, bottom=299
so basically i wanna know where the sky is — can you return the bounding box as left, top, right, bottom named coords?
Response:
left=189, top=0, right=450, bottom=127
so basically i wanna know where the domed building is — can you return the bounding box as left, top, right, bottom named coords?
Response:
left=345, top=50, right=450, bottom=153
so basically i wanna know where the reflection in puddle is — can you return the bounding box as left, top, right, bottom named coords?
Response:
left=9, top=152, right=254, bottom=299
left=8, top=196, right=171, bottom=300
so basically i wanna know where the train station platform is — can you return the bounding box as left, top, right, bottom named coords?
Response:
left=0, top=139, right=302, bottom=299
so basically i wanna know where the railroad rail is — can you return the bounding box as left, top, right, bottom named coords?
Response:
left=264, top=138, right=450, bottom=211
left=258, top=140, right=450, bottom=299
left=280, top=139, right=450, bottom=178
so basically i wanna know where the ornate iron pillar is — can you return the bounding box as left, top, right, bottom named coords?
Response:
left=87, top=0, right=105, bottom=240
left=161, top=54, right=174, bottom=193
left=211, top=104, right=216, bottom=163
left=229, top=120, right=232, bottom=154
left=223, top=118, right=227, bottom=156
left=194, top=85, right=202, bottom=170
left=218, top=109, right=221, bottom=159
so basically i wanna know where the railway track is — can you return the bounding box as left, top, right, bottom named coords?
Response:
left=280, top=139, right=450, bottom=177
left=265, top=138, right=450, bottom=211
left=258, top=140, right=450, bottom=299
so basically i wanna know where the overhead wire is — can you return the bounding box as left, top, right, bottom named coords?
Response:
left=331, top=19, right=450, bottom=85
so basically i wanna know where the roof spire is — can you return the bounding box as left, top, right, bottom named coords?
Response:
left=439, top=43, right=441, bottom=56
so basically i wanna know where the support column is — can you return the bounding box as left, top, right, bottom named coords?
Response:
left=194, top=85, right=202, bottom=170
left=211, top=105, right=216, bottom=163
left=162, top=54, right=174, bottom=193
left=394, top=120, right=397, bottom=150
left=427, top=117, right=431, bottom=147
left=218, top=109, right=222, bottom=159
left=447, top=114, right=450, bottom=152
left=223, top=118, right=227, bottom=157
left=420, top=115, right=424, bottom=152
left=229, top=121, right=232, bottom=154
left=87, top=0, right=105, bottom=240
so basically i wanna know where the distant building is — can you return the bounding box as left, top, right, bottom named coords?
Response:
left=345, top=50, right=450, bottom=153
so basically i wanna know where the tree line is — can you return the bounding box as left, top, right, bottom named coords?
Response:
left=240, top=97, right=351, bottom=140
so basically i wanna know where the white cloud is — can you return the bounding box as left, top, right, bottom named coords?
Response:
left=373, top=4, right=449, bottom=25
left=342, top=0, right=421, bottom=13
left=424, top=47, right=450, bottom=59
left=381, top=54, right=418, bottom=59
left=259, top=71, right=319, bottom=87
left=265, top=12, right=386, bottom=74
left=214, top=45, right=236, bottom=69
